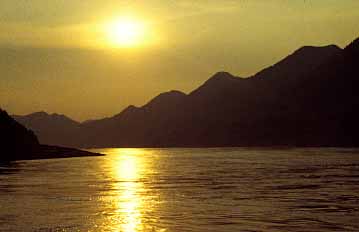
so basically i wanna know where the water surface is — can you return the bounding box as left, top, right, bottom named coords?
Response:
left=0, top=148, right=358, bottom=231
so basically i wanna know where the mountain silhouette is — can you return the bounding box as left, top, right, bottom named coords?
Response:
left=13, top=111, right=81, bottom=147
left=13, top=37, right=359, bottom=148
left=1, top=109, right=101, bottom=161
left=1, top=109, right=39, bottom=160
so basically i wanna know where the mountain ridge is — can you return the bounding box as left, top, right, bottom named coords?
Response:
left=1, top=109, right=102, bottom=161
left=12, top=37, right=359, bottom=148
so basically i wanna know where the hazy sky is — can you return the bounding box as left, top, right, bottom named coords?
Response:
left=1, top=0, right=358, bottom=121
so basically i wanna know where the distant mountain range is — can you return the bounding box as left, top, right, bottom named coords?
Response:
left=13, top=37, right=359, bottom=148
left=1, top=109, right=101, bottom=161
left=13, top=111, right=81, bottom=147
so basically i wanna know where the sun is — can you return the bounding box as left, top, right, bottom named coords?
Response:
left=105, top=18, right=146, bottom=47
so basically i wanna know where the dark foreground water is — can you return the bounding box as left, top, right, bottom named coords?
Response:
left=0, top=148, right=358, bottom=231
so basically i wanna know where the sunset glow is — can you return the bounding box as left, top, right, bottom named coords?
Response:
left=2, top=1, right=359, bottom=231
left=105, top=18, right=147, bottom=47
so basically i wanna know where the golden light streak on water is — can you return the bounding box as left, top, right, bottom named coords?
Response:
left=108, top=149, right=146, bottom=232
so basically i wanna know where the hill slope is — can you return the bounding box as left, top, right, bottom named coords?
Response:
left=13, top=112, right=81, bottom=147
left=1, top=109, right=102, bottom=161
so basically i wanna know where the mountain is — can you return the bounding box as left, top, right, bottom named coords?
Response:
left=13, top=37, right=359, bottom=147
left=13, top=111, right=81, bottom=147
left=1, top=109, right=39, bottom=160
left=1, top=109, right=102, bottom=161
left=79, top=90, right=188, bottom=147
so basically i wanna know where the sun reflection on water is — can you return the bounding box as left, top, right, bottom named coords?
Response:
left=109, top=148, right=146, bottom=232
left=99, top=148, right=165, bottom=232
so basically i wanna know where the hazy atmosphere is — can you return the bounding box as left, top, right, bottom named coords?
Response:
left=1, top=0, right=358, bottom=120
left=2, top=2, right=359, bottom=231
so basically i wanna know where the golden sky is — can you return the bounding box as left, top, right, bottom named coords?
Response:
left=1, top=0, right=358, bottom=120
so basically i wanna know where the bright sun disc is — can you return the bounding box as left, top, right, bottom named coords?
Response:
left=105, top=19, right=146, bottom=47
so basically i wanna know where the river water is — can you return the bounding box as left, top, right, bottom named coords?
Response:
left=0, top=148, right=358, bottom=231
